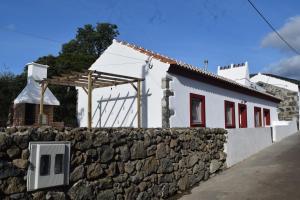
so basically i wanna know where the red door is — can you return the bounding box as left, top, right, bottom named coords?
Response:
left=263, top=109, right=271, bottom=126
left=238, top=104, right=247, bottom=128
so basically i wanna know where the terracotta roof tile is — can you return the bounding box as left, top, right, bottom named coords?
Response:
left=115, top=40, right=281, bottom=103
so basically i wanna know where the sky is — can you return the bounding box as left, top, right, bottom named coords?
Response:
left=0, top=0, right=299, bottom=79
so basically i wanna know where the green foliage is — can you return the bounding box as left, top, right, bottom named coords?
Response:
left=0, top=71, right=26, bottom=126
left=0, top=23, right=119, bottom=127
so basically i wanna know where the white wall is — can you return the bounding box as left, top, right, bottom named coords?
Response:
left=77, top=41, right=169, bottom=128
left=169, top=74, right=279, bottom=128
left=251, top=73, right=299, bottom=92
left=225, top=127, right=273, bottom=167
left=272, top=119, right=298, bottom=142
left=251, top=73, right=300, bottom=125
left=217, top=63, right=250, bottom=86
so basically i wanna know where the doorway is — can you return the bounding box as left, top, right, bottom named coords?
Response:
left=25, top=103, right=36, bottom=125
left=263, top=109, right=271, bottom=126
left=238, top=104, right=247, bottom=128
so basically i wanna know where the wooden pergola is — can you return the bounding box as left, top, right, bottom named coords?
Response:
left=39, top=70, right=144, bottom=129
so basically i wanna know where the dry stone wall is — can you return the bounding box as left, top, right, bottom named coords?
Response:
left=257, top=82, right=299, bottom=126
left=0, top=127, right=227, bottom=200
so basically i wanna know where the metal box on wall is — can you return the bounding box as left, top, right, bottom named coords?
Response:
left=27, top=141, right=71, bottom=191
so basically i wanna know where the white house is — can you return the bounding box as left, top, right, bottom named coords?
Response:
left=77, top=40, right=281, bottom=129
left=251, top=73, right=300, bottom=126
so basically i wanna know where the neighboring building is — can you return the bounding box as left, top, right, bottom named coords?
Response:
left=251, top=73, right=300, bottom=127
left=13, top=63, right=61, bottom=127
left=77, top=40, right=281, bottom=128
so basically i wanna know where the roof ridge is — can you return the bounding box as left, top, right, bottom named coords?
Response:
left=113, top=39, right=280, bottom=102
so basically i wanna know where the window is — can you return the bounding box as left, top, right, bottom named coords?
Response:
left=238, top=104, right=247, bottom=128
left=190, top=93, right=206, bottom=127
left=225, top=101, right=235, bottom=128
left=254, top=107, right=262, bottom=127
left=55, top=154, right=64, bottom=174
left=40, top=155, right=51, bottom=176
left=263, top=108, right=271, bottom=126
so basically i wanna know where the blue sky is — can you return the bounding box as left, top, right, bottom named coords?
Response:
left=0, top=0, right=299, bottom=78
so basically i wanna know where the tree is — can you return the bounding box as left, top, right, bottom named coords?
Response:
left=0, top=71, right=26, bottom=126
left=0, top=22, right=119, bottom=127
left=35, top=23, right=119, bottom=127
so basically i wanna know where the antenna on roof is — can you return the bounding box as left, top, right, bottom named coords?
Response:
left=204, top=60, right=208, bottom=71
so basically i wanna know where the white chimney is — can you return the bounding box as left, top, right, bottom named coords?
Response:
left=27, top=62, right=49, bottom=81
left=217, top=62, right=250, bottom=86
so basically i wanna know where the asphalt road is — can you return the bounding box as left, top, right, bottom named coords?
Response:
left=179, top=132, right=300, bottom=200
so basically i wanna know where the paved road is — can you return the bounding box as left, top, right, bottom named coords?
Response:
left=179, top=132, right=300, bottom=200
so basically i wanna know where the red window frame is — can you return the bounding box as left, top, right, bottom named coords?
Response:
left=224, top=100, right=236, bottom=128
left=263, top=108, right=271, bottom=126
left=190, top=93, right=206, bottom=127
left=254, top=107, right=262, bottom=127
left=238, top=103, right=247, bottom=128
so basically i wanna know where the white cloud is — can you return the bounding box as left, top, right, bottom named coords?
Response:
left=266, top=55, right=300, bottom=79
left=261, top=16, right=300, bottom=52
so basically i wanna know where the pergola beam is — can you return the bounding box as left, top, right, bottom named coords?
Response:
left=40, top=69, right=144, bottom=129
left=87, top=71, right=93, bottom=129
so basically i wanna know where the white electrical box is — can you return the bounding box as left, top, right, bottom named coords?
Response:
left=27, top=141, right=71, bottom=191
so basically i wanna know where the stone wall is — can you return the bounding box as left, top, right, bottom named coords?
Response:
left=257, top=82, right=299, bottom=126
left=0, top=127, right=227, bottom=200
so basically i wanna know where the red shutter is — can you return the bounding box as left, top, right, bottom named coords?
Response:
left=238, top=103, right=247, bottom=128
left=263, top=108, right=271, bottom=126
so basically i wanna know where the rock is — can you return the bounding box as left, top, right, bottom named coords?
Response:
left=156, top=143, right=167, bottom=159
left=9, top=193, right=26, bottom=199
left=158, top=158, right=173, bottom=173
left=86, top=149, right=98, bottom=161
left=96, top=178, right=113, bottom=190
left=158, top=174, right=174, bottom=183
left=12, top=159, right=28, bottom=169
left=13, top=134, right=29, bottom=149
left=146, top=145, right=156, bottom=156
left=6, top=145, right=21, bottom=159
left=0, top=133, right=9, bottom=151
left=130, top=141, right=146, bottom=160
left=2, top=177, right=26, bottom=194
left=96, top=189, right=115, bottom=200
left=178, top=175, right=189, bottom=191
left=32, top=191, right=46, bottom=200
left=144, top=134, right=151, bottom=147
left=219, top=151, right=227, bottom=161
left=87, top=163, right=103, bottom=180
left=105, top=162, right=116, bottom=177
left=46, top=191, right=65, bottom=200
left=142, top=156, right=158, bottom=176
left=124, top=185, right=137, bottom=200
left=170, top=139, right=178, bottom=148
left=135, top=160, right=144, bottom=171
left=93, top=134, right=109, bottom=147
left=75, top=140, right=93, bottom=150
left=124, top=162, right=135, bottom=175
left=70, top=165, right=85, bottom=182
left=187, top=154, right=199, bottom=168
left=138, top=182, right=147, bottom=192
left=119, top=145, right=130, bottom=162
left=68, top=180, right=95, bottom=200
left=113, top=173, right=128, bottom=183
left=130, top=172, right=144, bottom=183
left=198, top=161, right=205, bottom=170
left=0, top=161, right=21, bottom=179
left=21, top=149, right=30, bottom=160
left=101, top=145, right=114, bottom=163
left=210, top=159, right=222, bottom=174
